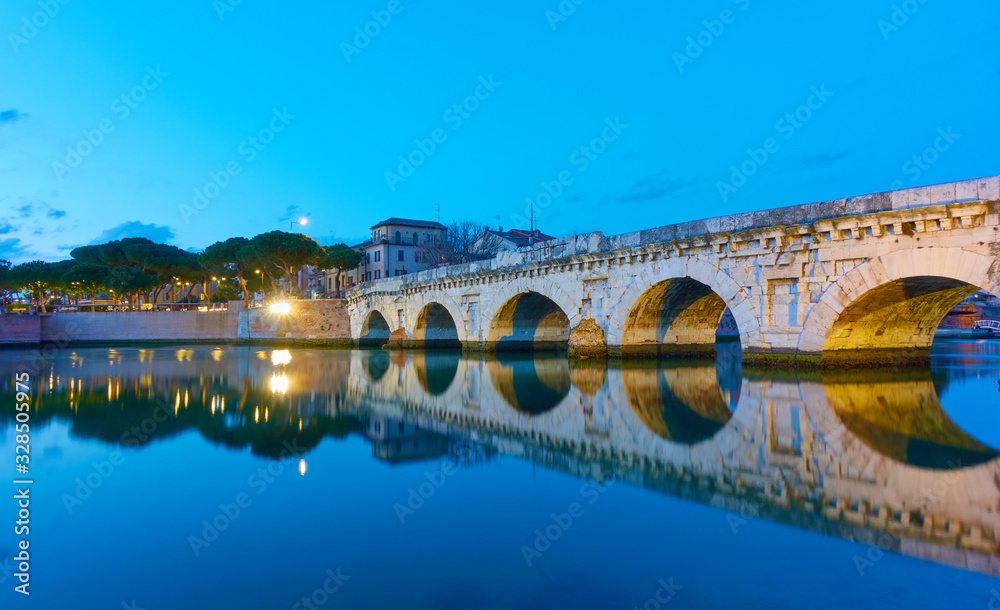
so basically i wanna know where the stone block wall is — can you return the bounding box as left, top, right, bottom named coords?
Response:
left=0, top=315, right=41, bottom=343
left=243, top=300, right=351, bottom=343
left=39, top=309, right=239, bottom=342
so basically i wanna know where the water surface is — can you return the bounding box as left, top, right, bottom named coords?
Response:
left=3, top=340, right=1000, bottom=609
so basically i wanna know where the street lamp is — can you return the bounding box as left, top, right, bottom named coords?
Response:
left=290, top=217, right=308, bottom=233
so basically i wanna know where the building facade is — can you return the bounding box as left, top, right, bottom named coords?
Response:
left=350, top=218, right=447, bottom=285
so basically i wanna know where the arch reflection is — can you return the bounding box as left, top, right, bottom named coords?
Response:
left=487, top=354, right=571, bottom=415
left=413, top=351, right=461, bottom=396
left=823, top=370, right=999, bottom=469
left=622, top=360, right=739, bottom=444
left=362, top=351, right=390, bottom=382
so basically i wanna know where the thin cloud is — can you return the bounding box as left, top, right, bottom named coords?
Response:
left=0, top=109, right=26, bottom=124
left=87, top=221, right=176, bottom=245
left=0, top=237, right=28, bottom=260
left=792, top=149, right=853, bottom=171
left=616, top=172, right=698, bottom=204
left=277, top=205, right=304, bottom=223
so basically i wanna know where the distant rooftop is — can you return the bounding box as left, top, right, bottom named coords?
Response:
left=370, top=218, right=447, bottom=230
left=482, top=228, right=558, bottom=247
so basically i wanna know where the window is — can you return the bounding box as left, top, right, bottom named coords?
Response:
left=366, top=253, right=370, bottom=264
left=365, top=272, right=371, bottom=281
left=394, top=270, right=399, bottom=276
left=398, top=309, right=404, bottom=326
left=374, top=251, right=380, bottom=262
left=397, top=250, right=404, bottom=262
left=374, top=271, right=380, bottom=279
left=394, top=231, right=401, bottom=244
left=412, top=233, right=418, bottom=244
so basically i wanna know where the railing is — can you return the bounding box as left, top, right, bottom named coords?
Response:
left=38, top=303, right=230, bottom=312
left=973, top=320, right=1000, bottom=332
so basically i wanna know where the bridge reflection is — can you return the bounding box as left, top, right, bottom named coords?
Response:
left=621, top=361, right=738, bottom=444
left=3, top=345, right=999, bottom=577
left=823, top=370, right=998, bottom=469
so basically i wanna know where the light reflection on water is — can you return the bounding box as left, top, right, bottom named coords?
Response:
left=1, top=340, right=999, bottom=608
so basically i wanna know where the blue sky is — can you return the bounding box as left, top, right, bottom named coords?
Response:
left=1, top=0, right=997, bottom=262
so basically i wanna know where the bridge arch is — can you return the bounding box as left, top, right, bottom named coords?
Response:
left=484, top=278, right=580, bottom=350
left=411, top=301, right=462, bottom=348
left=798, top=248, right=999, bottom=366
left=606, top=258, right=762, bottom=355
left=358, top=309, right=392, bottom=346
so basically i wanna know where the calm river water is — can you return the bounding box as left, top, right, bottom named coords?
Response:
left=3, top=340, right=1000, bottom=609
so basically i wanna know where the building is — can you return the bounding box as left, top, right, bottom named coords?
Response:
left=471, top=228, right=558, bottom=254
left=350, top=218, right=447, bottom=284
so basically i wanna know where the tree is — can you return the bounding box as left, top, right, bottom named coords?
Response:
left=69, top=245, right=105, bottom=265
left=199, top=237, right=256, bottom=307
left=0, top=259, right=12, bottom=311
left=8, top=260, right=74, bottom=312
left=164, top=250, right=207, bottom=303
left=62, top=263, right=110, bottom=306
left=105, top=266, right=159, bottom=310
left=316, top=244, right=362, bottom=295
left=129, top=243, right=203, bottom=304
left=210, top=278, right=243, bottom=303
left=249, top=231, right=326, bottom=296
left=421, top=221, right=502, bottom=267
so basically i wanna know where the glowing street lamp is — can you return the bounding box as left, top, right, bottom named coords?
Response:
left=269, top=302, right=291, bottom=315
left=290, top=217, right=308, bottom=232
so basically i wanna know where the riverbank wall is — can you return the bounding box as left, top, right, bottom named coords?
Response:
left=0, top=300, right=353, bottom=346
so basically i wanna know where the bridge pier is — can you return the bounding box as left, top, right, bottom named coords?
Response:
left=568, top=319, right=608, bottom=359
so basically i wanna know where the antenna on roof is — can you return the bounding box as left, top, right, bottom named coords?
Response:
left=435, top=203, right=441, bottom=222
left=530, top=200, right=535, bottom=233
left=494, top=216, right=501, bottom=231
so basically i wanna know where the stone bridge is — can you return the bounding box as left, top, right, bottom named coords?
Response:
left=346, top=176, right=1000, bottom=366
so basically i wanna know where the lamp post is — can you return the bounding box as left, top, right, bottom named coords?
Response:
left=290, top=217, right=308, bottom=233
